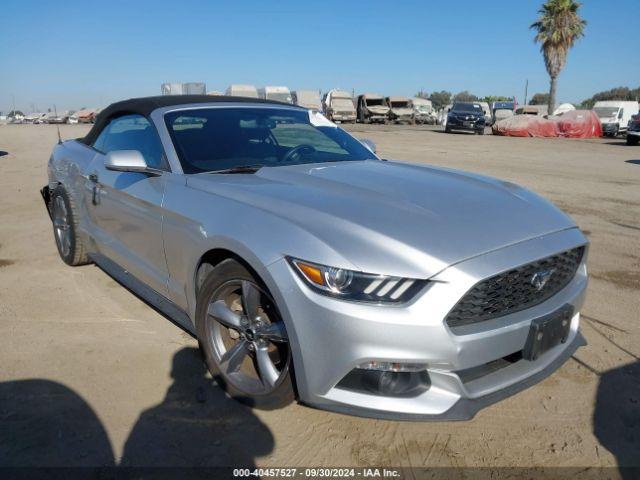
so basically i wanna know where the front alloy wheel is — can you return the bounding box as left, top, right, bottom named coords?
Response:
left=196, top=259, right=295, bottom=409
left=53, top=195, right=71, bottom=258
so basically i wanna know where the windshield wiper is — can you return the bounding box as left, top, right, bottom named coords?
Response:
left=209, top=164, right=264, bottom=174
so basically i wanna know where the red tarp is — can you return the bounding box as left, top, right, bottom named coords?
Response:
left=492, top=110, right=602, bottom=138
left=555, top=110, right=602, bottom=138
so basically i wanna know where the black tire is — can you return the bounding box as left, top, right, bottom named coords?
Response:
left=627, top=135, right=639, bottom=146
left=478, top=128, right=485, bottom=135
left=445, top=126, right=451, bottom=133
left=196, top=259, right=295, bottom=409
left=50, top=185, right=91, bottom=266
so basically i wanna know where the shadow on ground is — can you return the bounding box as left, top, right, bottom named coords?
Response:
left=624, top=159, right=640, bottom=165
left=593, top=361, right=640, bottom=479
left=0, top=347, right=273, bottom=468
left=0, top=379, right=115, bottom=467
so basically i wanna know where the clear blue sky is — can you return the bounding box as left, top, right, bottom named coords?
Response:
left=1, top=0, right=638, bottom=112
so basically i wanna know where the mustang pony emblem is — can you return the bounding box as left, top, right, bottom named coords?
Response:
left=530, top=269, right=556, bottom=291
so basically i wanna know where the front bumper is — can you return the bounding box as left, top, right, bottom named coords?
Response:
left=390, top=114, right=413, bottom=122
left=332, top=113, right=356, bottom=122
left=602, top=122, right=619, bottom=135
left=447, top=118, right=485, bottom=132
left=266, top=228, right=588, bottom=420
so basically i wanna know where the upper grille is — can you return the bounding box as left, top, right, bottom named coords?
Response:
left=446, top=246, right=585, bottom=328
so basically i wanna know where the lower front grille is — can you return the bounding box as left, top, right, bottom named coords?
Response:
left=446, top=246, right=585, bottom=328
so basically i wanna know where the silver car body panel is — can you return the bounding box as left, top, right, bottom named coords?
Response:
left=47, top=101, right=588, bottom=420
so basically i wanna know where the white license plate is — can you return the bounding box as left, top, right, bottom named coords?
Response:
left=464, top=121, right=474, bottom=127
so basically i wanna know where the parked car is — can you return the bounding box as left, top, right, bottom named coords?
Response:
left=476, top=101, right=492, bottom=126
left=42, top=94, right=588, bottom=420
left=626, top=114, right=640, bottom=145
left=225, top=84, right=259, bottom=98
left=292, top=90, right=322, bottom=110
left=356, top=93, right=389, bottom=124
left=45, top=111, right=70, bottom=124
left=24, top=112, right=47, bottom=124
left=7, top=111, right=25, bottom=123
left=592, top=101, right=640, bottom=137
left=323, top=90, right=356, bottom=123
left=411, top=98, right=436, bottom=125
left=445, top=102, right=486, bottom=134
left=385, top=96, right=414, bottom=124
left=258, top=86, right=293, bottom=104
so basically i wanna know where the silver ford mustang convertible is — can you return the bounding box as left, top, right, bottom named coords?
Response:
left=42, top=95, right=588, bottom=420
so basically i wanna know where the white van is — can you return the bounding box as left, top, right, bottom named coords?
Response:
left=258, top=86, right=293, bottom=104
left=225, top=84, right=259, bottom=98
left=593, top=101, right=640, bottom=136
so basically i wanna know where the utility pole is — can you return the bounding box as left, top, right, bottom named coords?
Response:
left=524, top=79, right=529, bottom=106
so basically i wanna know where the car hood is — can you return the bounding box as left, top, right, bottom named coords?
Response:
left=451, top=111, right=483, bottom=117
left=390, top=107, right=413, bottom=115
left=186, top=160, right=576, bottom=278
left=366, top=105, right=390, bottom=114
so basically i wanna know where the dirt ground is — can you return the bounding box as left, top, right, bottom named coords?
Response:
left=0, top=124, right=638, bottom=471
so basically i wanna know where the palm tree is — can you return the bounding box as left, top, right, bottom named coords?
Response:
left=531, top=0, right=586, bottom=114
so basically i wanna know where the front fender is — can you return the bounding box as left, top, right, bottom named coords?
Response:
left=161, top=181, right=355, bottom=323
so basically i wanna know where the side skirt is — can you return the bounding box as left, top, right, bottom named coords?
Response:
left=90, top=252, right=196, bottom=336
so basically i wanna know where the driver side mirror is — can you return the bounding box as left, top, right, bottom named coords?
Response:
left=361, top=138, right=377, bottom=154
left=104, top=150, right=161, bottom=175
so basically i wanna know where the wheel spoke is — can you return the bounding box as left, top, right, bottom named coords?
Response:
left=258, top=322, right=287, bottom=343
left=255, top=345, right=280, bottom=388
left=219, top=339, right=248, bottom=374
left=241, top=280, right=261, bottom=320
left=208, top=300, right=243, bottom=331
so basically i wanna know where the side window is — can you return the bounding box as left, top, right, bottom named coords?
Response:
left=92, top=123, right=111, bottom=153
left=93, top=114, right=169, bottom=170
left=618, top=109, right=624, bottom=120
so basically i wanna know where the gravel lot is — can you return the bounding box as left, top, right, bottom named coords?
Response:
left=0, top=124, right=638, bottom=471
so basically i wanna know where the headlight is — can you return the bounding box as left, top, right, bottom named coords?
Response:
left=287, top=257, right=426, bottom=304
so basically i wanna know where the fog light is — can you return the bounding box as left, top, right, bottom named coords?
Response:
left=337, top=364, right=431, bottom=398
left=357, top=361, right=426, bottom=372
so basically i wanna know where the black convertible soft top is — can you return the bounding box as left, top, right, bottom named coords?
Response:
left=81, top=95, right=298, bottom=145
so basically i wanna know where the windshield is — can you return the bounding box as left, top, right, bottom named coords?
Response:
left=415, top=105, right=431, bottom=113
left=165, top=107, right=377, bottom=174
left=594, top=107, right=619, bottom=118
left=451, top=103, right=483, bottom=114
left=332, top=98, right=354, bottom=110
left=494, top=109, right=513, bottom=118
left=365, top=98, right=385, bottom=107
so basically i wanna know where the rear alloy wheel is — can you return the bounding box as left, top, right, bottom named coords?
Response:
left=196, top=259, right=294, bottom=409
